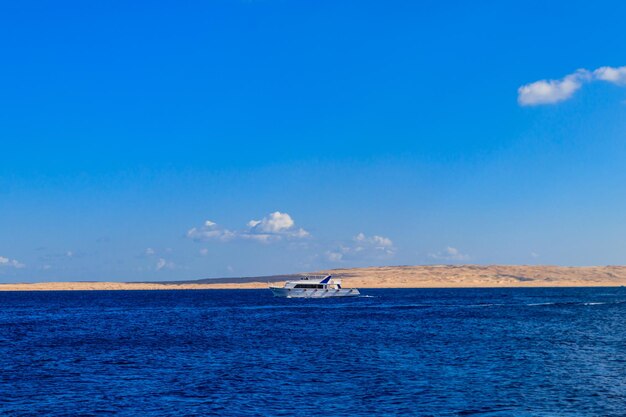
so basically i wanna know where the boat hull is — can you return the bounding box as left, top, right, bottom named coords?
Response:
left=270, top=287, right=360, bottom=298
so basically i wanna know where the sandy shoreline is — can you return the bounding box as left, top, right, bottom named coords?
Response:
left=2, top=265, right=626, bottom=291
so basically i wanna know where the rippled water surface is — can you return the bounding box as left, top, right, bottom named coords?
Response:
left=2, top=288, right=626, bottom=416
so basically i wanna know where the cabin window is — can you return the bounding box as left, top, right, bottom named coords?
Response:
left=294, top=284, right=324, bottom=289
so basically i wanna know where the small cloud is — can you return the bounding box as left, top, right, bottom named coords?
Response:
left=326, top=233, right=396, bottom=263
left=593, top=66, right=626, bottom=85
left=0, top=256, right=25, bottom=269
left=186, top=220, right=237, bottom=242
left=156, top=258, right=175, bottom=271
left=326, top=251, right=343, bottom=262
left=530, top=251, right=540, bottom=258
left=145, top=248, right=156, bottom=256
left=199, top=248, right=209, bottom=256
left=66, top=251, right=74, bottom=258
left=518, top=69, right=590, bottom=106
left=247, top=220, right=261, bottom=228
left=354, top=233, right=394, bottom=251
left=291, top=228, right=311, bottom=238
left=518, top=66, right=626, bottom=106
left=429, top=246, right=469, bottom=262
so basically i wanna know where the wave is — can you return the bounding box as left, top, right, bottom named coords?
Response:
left=527, top=300, right=625, bottom=307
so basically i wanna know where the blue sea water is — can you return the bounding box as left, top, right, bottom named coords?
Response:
left=2, top=288, right=626, bottom=416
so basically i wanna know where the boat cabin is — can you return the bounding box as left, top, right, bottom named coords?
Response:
left=284, top=275, right=342, bottom=290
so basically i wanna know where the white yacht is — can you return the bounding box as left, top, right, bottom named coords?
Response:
left=270, top=275, right=360, bottom=298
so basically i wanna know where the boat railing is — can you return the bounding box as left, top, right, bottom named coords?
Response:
left=299, top=274, right=341, bottom=280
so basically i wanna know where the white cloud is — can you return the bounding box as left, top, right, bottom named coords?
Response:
left=156, top=258, right=175, bottom=271
left=243, top=211, right=309, bottom=242
left=354, top=233, right=393, bottom=249
left=0, top=256, right=25, bottom=269
left=326, top=251, right=344, bottom=262
left=326, top=233, right=396, bottom=263
left=199, top=248, right=209, bottom=256
left=518, top=69, right=590, bottom=106
left=518, top=65, right=626, bottom=106
left=594, top=66, right=626, bottom=85
left=187, top=212, right=309, bottom=244
left=186, top=220, right=237, bottom=242
left=248, top=211, right=293, bottom=233
left=145, top=248, right=156, bottom=256
left=428, top=246, right=469, bottom=262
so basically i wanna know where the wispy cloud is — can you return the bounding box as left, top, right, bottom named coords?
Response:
left=187, top=212, right=309, bottom=244
left=0, top=256, right=25, bottom=269
left=326, top=233, right=395, bottom=263
left=325, top=251, right=344, bottom=262
left=428, top=246, right=469, bottom=262
left=156, top=258, right=175, bottom=271
left=518, top=65, right=626, bottom=106
left=354, top=233, right=394, bottom=251
left=186, top=220, right=237, bottom=242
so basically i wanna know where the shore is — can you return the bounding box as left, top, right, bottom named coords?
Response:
left=2, top=265, right=626, bottom=291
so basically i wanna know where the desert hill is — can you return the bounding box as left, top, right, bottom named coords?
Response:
left=2, top=265, right=626, bottom=291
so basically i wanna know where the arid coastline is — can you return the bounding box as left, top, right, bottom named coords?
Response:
left=2, top=265, right=626, bottom=291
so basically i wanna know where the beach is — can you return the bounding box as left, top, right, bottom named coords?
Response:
left=2, top=265, right=626, bottom=291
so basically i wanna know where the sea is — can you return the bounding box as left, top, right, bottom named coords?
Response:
left=2, top=288, right=626, bottom=416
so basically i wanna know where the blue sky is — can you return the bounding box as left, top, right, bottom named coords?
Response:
left=2, top=0, right=626, bottom=282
